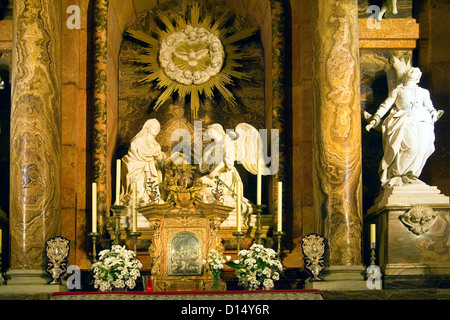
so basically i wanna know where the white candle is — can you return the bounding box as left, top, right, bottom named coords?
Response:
left=277, top=181, right=282, bottom=232
left=132, top=182, right=137, bottom=232
left=370, top=224, right=376, bottom=247
left=236, top=182, right=242, bottom=232
left=257, top=157, right=261, bottom=205
left=92, top=182, right=97, bottom=233
left=115, top=159, right=121, bottom=205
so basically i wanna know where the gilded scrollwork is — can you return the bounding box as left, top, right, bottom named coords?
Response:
left=45, top=236, right=70, bottom=285
left=301, top=233, right=326, bottom=281
left=148, top=219, right=161, bottom=276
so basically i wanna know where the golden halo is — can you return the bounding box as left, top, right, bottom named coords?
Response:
left=125, top=2, right=258, bottom=119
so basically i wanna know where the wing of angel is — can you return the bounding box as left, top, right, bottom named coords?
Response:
left=194, top=49, right=209, bottom=60
left=233, top=123, right=269, bottom=175
left=173, top=51, right=189, bottom=61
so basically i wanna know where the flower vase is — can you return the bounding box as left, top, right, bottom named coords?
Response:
left=209, top=274, right=225, bottom=291
left=112, top=287, right=128, bottom=292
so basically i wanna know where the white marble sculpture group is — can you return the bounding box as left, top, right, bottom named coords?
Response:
left=119, top=120, right=269, bottom=222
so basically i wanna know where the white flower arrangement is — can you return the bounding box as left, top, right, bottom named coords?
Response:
left=91, top=245, right=143, bottom=291
left=226, top=243, right=283, bottom=290
left=203, top=249, right=231, bottom=279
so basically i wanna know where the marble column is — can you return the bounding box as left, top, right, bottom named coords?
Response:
left=310, top=0, right=365, bottom=288
left=270, top=0, right=287, bottom=235
left=8, top=0, right=62, bottom=285
left=93, top=0, right=109, bottom=232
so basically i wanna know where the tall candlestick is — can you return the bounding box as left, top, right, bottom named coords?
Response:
left=115, top=159, right=121, bottom=205
left=257, top=157, right=261, bottom=205
left=236, top=182, right=242, bottom=232
left=277, top=181, right=282, bottom=232
left=132, top=182, right=137, bottom=232
left=0, top=228, right=2, bottom=254
left=92, top=182, right=97, bottom=233
left=370, top=224, right=376, bottom=248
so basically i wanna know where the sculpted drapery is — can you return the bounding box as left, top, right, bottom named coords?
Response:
left=120, top=119, right=166, bottom=206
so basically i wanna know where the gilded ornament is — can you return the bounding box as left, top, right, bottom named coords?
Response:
left=301, top=233, right=326, bottom=282
left=124, top=2, right=258, bottom=118
left=45, top=236, right=71, bottom=285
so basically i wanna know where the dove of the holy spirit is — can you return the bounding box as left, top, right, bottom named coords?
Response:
left=174, top=48, right=209, bottom=67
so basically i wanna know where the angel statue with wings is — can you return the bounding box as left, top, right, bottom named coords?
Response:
left=198, top=123, right=273, bottom=225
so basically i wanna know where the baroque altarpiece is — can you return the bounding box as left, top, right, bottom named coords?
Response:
left=0, top=0, right=449, bottom=295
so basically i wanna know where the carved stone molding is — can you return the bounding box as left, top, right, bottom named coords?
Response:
left=399, top=205, right=438, bottom=235
left=359, top=18, right=419, bottom=49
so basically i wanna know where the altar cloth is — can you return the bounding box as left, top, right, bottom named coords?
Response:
left=51, top=289, right=323, bottom=300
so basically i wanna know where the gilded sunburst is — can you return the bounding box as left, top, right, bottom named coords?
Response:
left=125, top=3, right=258, bottom=119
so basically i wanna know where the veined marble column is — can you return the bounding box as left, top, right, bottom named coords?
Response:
left=270, top=0, right=286, bottom=234
left=310, top=0, right=365, bottom=288
left=93, top=0, right=109, bottom=232
left=8, top=0, right=61, bottom=284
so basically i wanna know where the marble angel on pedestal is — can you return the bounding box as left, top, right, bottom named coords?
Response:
left=365, top=66, right=444, bottom=188
left=198, top=123, right=271, bottom=224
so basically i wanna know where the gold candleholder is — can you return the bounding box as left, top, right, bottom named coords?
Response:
left=370, top=242, right=376, bottom=266
left=365, top=242, right=382, bottom=287
left=111, top=205, right=125, bottom=245
left=88, top=232, right=100, bottom=262
left=0, top=255, right=5, bottom=285
left=253, top=204, right=266, bottom=245
left=129, top=231, right=142, bottom=254
left=233, top=231, right=245, bottom=253
left=273, top=231, right=285, bottom=257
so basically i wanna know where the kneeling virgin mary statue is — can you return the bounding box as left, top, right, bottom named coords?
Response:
left=119, top=119, right=166, bottom=206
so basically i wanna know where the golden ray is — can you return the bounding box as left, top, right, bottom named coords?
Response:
left=190, top=2, right=200, bottom=26
left=124, top=29, right=159, bottom=47
left=222, top=27, right=259, bottom=45
left=156, top=10, right=177, bottom=33
left=154, top=82, right=178, bottom=111
left=209, top=10, right=232, bottom=35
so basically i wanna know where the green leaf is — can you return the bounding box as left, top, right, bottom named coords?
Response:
left=225, top=261, right=245, bottom=269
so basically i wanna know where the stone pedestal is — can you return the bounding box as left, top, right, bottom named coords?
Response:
left=366, top=184, right=450, bottom=288
left=0, top=270, right=67, bottom=295
left=305, top=266, right=368, bottom=290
